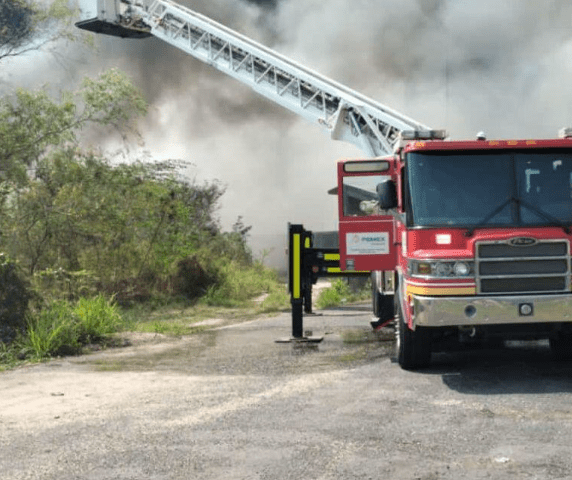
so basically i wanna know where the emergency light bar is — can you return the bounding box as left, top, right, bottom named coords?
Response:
left=344, top=160, right=390, bottom=173
left=400, top=129, right=448, bottom=141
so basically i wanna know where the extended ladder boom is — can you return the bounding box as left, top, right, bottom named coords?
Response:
left=77, top=0, right=430, bottom=156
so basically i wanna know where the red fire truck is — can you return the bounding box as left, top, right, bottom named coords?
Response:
left=340, top=128, right=572, bottom=368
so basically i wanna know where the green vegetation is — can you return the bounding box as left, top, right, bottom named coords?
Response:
left=315, top=279, right=370, bottom=309
left=0, top=67, right=289, bottom=368
left=203, top=260, right=287, bottom=308
left=0, top=295, right=124, bottom=365
left=1, top=0, right=81, bottom=61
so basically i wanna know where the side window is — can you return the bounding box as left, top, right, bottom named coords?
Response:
left=342, top=175, right=390, bottom=216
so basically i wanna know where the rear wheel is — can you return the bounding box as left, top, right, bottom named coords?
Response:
left=395, top=295, right=431, bottom=370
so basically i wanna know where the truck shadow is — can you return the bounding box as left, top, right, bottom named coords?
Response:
left=430, top=341, right=572, bottom=395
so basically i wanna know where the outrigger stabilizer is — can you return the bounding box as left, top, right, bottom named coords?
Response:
left=276, top=224, right=369, bottom=344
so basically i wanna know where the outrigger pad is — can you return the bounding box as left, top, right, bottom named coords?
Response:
left=275, top=336, right=324, bottom=344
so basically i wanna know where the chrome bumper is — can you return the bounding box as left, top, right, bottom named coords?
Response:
left=413, top=294, right=572, bottom=328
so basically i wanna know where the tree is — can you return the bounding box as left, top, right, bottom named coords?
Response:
left=0, top=68, right=147, bottom=185
left=0, top=68, right=256, bottom=304
left=0, top=0, right=77, bottom=62
left=2, top=150, right=229, bottom=292
left=0, top=68, right=147, bottom=284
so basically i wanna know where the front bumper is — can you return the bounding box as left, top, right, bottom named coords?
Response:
left=413, top=294, right=572, bottom=328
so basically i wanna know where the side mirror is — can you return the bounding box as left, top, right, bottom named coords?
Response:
left=377, top=180, right=397, bottom=209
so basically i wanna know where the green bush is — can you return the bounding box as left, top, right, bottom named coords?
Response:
left=24, top=301, right=80, bottom=358
left=315, top=279, right=352, bottom=309
left=257, top=288, right=289, bottom=313
left=74, top=295, right=122, bottom=343
left=0, top=255, right=32, bottom=343
left=22, top=296, right=123, bottom=359
left=202, top=260, right=285, bottom=308
left=0, top=341, right=18, bottom=368
left=315, top=279, right=371, bottom=309
left=33, top=268, right=97, bottom=302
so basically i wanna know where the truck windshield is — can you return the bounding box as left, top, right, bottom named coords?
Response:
left=407, top=150, right=572, bottom=228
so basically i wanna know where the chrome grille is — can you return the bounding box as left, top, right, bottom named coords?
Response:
left=476, top=240, right=570, bottom=294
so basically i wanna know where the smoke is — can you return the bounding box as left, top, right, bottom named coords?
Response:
left=93, top=0, right=572, bottom=258
left=125, top=0, right=572, bottom=241
left=272, top=0, right=572, bottom=138
left=4, top=0, right=572, bottom=262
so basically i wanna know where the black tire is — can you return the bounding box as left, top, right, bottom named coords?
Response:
left=550, top=333, right=572, bottom=360
left=395, top=294, right=431, bottom=370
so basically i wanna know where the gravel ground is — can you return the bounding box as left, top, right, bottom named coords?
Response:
left=2, top=304, right=572, bottom=479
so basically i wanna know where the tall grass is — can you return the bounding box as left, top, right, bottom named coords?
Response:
left=1, top=258, right=289, bottom=365
left=202, top=260, right=287, bottom=308
left=25, top=302, right=79, bottom=358
left=74, top=295, right=122, bottom=343
left=315, top=279, right=370, bottom=309
left=22, top=296, right=123, bottom=359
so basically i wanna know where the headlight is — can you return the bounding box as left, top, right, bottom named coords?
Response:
left=409, top=259, right=474, bottom=278
left=434, top=262, right=452, bottom=277
left=453, top=262, right=470, bottom=276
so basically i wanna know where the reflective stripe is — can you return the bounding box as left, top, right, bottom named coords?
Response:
left=328, top=267, right=369, bottom=274
left=293, top=234, right=301, bottom=299
left=407, top=285, right=476, bottom=296
left=324, top=253, right=340, bottom=261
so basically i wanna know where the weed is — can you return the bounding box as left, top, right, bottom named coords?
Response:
left=316, top=279, right=370, bottom=309
left=203, top=260, right=287, bottom=308
left=257, top=288, right=289, bottom=313
left=24, top=302, right=80, bottom=358
left=74, top=295, right=122, bottom=343
left=315, top=279, right=351, bottom=309
left=20, top=296, right=123, bottom=360
left=0, top=341, right=20, bottom=370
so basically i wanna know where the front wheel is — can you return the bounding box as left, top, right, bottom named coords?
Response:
left=395, top=295, right=431, bottom=370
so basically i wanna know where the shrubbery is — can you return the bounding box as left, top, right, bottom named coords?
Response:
left=202, top=259, right=286, bottom=308
left=0, top=255, right=32, bottom=343
left=22, top=296, right=122, bottom=359
left=0, top=69, right=289, bottom=366
left=315, top=279, right=370, bottom=309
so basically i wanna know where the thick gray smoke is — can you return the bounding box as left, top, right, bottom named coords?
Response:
left=4, top=0, right=572, bottom=262
left=272, top=0, right=572, bottom=138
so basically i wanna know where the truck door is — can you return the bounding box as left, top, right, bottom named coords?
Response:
left=337, top=159, right=397, bottom=272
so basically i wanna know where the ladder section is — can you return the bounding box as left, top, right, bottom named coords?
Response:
left=126, top=0, right=428, bottom=156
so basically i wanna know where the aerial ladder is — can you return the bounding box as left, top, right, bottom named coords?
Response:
left=76, top=0, right=429, bottom=157
left=76, top=0, right=430, bottom=338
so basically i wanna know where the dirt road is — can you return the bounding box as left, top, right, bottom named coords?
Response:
left=2, top=304, right=572, bottom=479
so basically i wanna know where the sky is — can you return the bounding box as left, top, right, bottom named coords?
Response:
left=3, top=0, right=572, bottom=263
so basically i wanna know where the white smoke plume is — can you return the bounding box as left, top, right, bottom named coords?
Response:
left=4, top=0, right=572, bottom=262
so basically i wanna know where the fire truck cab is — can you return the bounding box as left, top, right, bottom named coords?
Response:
left=339, top=129, right=572, bottom=369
